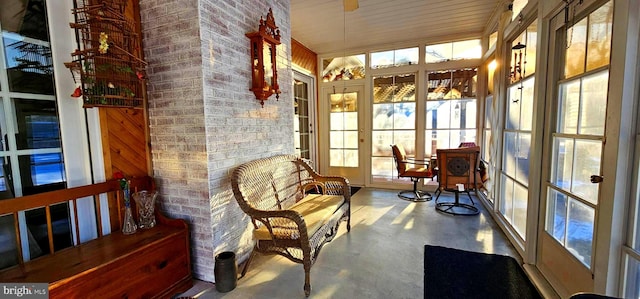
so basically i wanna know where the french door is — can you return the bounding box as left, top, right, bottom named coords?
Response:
left=293, top=71, right=317, bottom=166
left=321, top=85, right=365, bottom=185
left=539, top=1, right=613, bottom=296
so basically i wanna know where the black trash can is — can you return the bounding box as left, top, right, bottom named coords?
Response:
left=214, top=251, right=238, bottom=292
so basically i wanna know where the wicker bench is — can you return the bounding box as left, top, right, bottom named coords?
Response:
left=231, top=155, right=351, bottom=296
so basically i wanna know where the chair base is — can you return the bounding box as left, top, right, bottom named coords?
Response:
left=435, top=190, right=479, bottom=216
left=398, top=190, right=432, bottom=202
left=435, top=202, right=479, bottom=216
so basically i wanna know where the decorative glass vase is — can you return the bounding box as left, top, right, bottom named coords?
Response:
left=133, top=190, right=158, bottom=229
left=121, top=203, right=138, bottom=235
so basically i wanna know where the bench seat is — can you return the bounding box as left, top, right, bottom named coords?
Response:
left=253, top=194, right=345, bottom=240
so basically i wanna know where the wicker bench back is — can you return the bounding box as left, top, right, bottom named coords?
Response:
left=232, top=155, right=313, bottom=213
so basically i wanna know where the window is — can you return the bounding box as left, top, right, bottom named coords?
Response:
left=425, top=68, right=477, bottom=157
left=425, top=39, right=482, bottom=64
left=371, top=47, right=419, bottom=69
left=499, top=20, right=537, bottom=241
left=321, top=54, right=365, bottom=82
left=371, top=74, right=416, bottom=182
left=0, top=0, right=68, bottom=269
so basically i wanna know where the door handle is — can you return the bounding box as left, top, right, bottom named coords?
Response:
left=590, top=175, right=603, bottom=184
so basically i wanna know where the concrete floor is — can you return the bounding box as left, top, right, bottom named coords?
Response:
left=176, top=188, right=518, bottom=299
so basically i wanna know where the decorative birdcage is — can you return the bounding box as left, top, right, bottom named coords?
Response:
left=66, top=0, right=146, bottom=109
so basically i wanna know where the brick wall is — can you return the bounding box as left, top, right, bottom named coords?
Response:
left=140, top=0, right=292, bottom=282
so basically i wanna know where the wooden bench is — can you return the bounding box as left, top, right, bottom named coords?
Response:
left=0, top=176, right=192, bottom=298
left=231, top=155, right=351, bottom=296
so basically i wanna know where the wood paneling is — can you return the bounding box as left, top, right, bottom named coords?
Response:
left=292, top=38, right=318, bottom=76
left=100, top=0, right=151, bottom=181
left=100, top=108, right=149, bottom=178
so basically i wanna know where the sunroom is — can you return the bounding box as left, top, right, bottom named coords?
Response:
left=0, top=0, right=639, bottom=298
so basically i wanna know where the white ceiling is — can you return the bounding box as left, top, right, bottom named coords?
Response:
left=291, top=0, right=503, bottom=55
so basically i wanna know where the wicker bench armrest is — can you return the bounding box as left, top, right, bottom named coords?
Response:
left=310, top=176, right=350, bottom=198
left=252, top=209, right=310, bottom=240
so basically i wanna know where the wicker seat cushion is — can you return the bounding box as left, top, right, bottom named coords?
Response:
left=253, top=194, right=345, bottom=240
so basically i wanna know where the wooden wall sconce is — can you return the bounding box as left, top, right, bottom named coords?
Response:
left=246, top=8, right=281, bottom=107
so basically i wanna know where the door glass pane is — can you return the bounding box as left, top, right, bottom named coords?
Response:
left=344, top=131, right=358, bottom=148
left=551, top=137, right=574, bottom=191
left=572, top=140, right=601, bottom=205
left=329, top=92, right=358, bottom=168
left=546, top=188, right=568, bottom=243
left=514, top=182, right=528, bottom=238
left=504, top=132, right=516, bottom=178
left=525, top=21, right=537, bottom=77
left=484, top=95, right=493, bottom=129
left=586, top=1, right=613, bottom=71
left=500, top=175, right=514, bottom=221
left=426, top=72, right=451, bottom=99
left=580, top=71, right=608, bottom=136
left=558, top=79, right=581, bottom=134
left=371, top=131, right=392, bottom=156
left=343, top=150, right=358, bottom=167
left=294, top=78, right=310, bottom=159
left=22, top=153, right=65, bottom=191
left=516, top=133, right=531, bottom=186
left=330, top=150, right=344, bottom=167
left=344, top=111, right=358, bottom=130
left=3, top=34, right=54, bottom=95
left=330, top=132, right=344, bottom=148
left=567, top=198, right=594, bottom=267
left=373, top=104, right=393, bottom=129
left=426, top=130, right=450, bottom=157
left=374, top=77, right=393, bottom=103
left=624, top=257, right=640, bottom=298
left=330, top=112, right=344, bottom=130
left=520, top=77, right=534, bottom=131
left=372, top=156, right=394, bottom=182
left=373, top=103, right=416, bottom=130
left=14, top=98, right=61, bottom=150
left=564, top=18, right=588, bottom=79
left=507, top=85, right=520, bottom=130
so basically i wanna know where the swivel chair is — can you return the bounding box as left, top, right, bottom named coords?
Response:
left=434, top=146, right=481, bottom=215
left=391, top=144, right=434, bottom=202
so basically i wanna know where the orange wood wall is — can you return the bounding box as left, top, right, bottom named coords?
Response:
left=100, top=108, right=149, bottom=178
left=100, top=0, right=150, bottom=180
left=292, top=38, right=317, bottom=76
